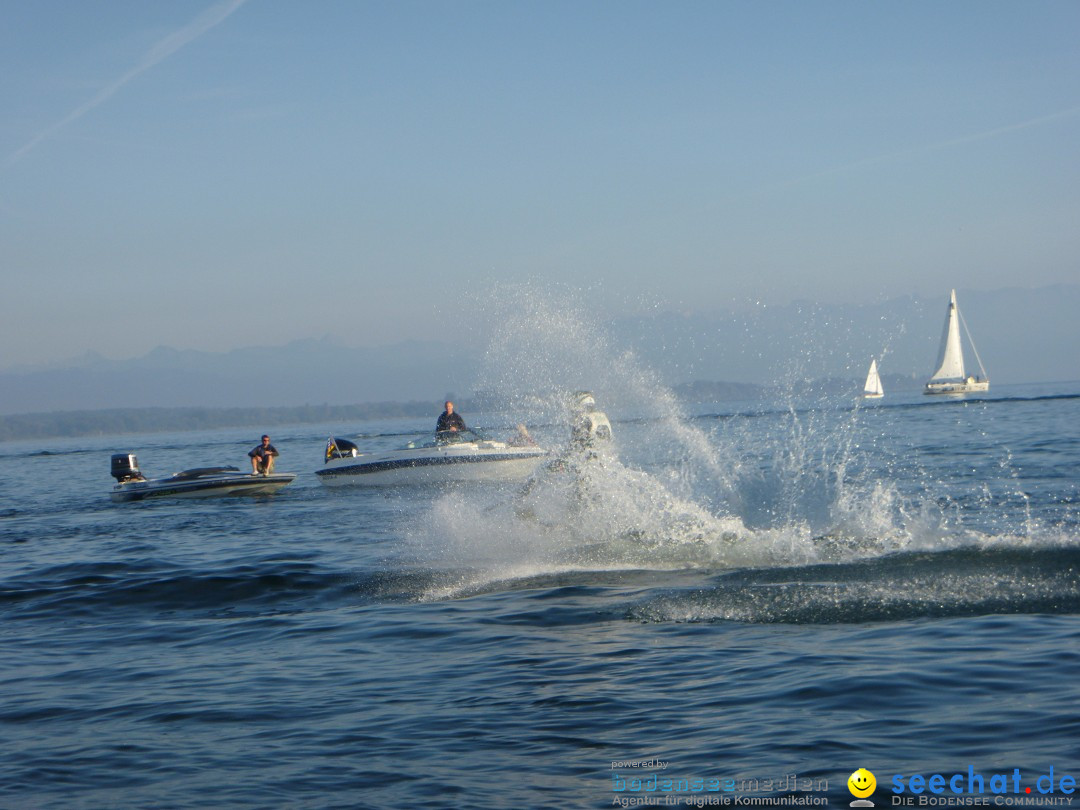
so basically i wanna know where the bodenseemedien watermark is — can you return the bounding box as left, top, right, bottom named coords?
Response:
left=610, top=765, right=829, bottom=807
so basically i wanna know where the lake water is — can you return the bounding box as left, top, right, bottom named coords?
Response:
left=2, top=381, right=1079, bottom=809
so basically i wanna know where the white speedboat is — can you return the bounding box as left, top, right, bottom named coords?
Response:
left=109, top=453, right=295, bottom=502
left=316, top=429, right=548, bottom=486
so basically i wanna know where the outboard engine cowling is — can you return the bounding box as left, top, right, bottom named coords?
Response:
left=111, top=453, right=144, bottom=483
left=325, top=438, right=360, bottom=462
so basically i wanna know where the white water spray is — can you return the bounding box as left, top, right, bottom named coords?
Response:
left=402, top=284, right=1066, bottom=598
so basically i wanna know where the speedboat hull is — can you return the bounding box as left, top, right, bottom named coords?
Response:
left=111, top=471, right=296, bottom=502
left=317, top=437, right=547, bottom=486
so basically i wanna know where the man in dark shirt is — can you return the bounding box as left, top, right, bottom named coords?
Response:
left=436, top=401, right=466, bottom=434
left=249, top=434, right=279, bottom=475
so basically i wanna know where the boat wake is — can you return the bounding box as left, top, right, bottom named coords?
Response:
left=407, top=447, right=1078, bottom=605
left=627, top=545, right=1080, bottom=624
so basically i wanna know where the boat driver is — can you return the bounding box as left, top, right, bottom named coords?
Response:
left=436, top=401, right=467, bottom=435
left=569, top=391, right=613, bottom=453
left=249, top=434, right=279, bottom=475
left=516, top=390, right=613, bottom=505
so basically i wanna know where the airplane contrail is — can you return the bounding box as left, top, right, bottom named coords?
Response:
left=765, top=103, right=1080, bottom=192
left=917, top=104, right=1080, bottom=152
left=4, top=0, right=247, bottom=169
left=855, top=104, right=1080, bottom=169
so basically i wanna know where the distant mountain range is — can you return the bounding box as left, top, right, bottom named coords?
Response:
left=0, top=338, right=479, bottom=416
left=2, top=284, right=1077, bottom=419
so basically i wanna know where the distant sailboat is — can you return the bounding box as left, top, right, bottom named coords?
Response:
left=924, top=289, right=989, bottom=395
left=863, top=358, right=884, bottom=399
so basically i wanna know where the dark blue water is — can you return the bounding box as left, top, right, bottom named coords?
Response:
left=2, top=383, right=1079, bottom=809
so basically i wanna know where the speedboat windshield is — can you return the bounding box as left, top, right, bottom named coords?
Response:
left=407, top=428, right=487, bottom=448
left=436, top=428, right=487, bottom=444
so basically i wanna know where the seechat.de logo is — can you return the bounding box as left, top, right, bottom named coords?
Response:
left=848, top=768, right=877, bottom=807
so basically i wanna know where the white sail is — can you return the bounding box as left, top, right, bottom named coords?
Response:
left=929, top=290, right=965, bottom=382
left=863, top=358, right=884, bottom=398
left=924, top=289, right=989, bottom=395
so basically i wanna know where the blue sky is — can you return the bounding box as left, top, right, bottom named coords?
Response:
left=2, top=0, right=1078, bottom=368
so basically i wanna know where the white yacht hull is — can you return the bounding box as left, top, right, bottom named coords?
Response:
left=924, top=379, right=990, bottom=396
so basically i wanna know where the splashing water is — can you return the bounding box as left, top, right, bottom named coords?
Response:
left=403, top=284, right=1077, bottom=598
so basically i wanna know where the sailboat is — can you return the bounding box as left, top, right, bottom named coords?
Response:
left=862, top=358, right=884, bottom=399
left=924, top=289, right=989, bottom=395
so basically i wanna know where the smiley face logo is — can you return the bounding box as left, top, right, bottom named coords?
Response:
left=848, top=768, right=876, bottom=798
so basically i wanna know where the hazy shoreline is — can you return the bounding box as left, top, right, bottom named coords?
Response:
left=0, top=401, right=436, bottom=443
left=0, top=378, right=933, bottom=442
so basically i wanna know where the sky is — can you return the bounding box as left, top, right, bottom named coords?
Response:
left=2, top=0, right=1078, bottom=369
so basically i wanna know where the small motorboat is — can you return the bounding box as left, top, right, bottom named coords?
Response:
left=316, top=428, right=548, bottom=486
left=109, top=453, right=296, bottom=502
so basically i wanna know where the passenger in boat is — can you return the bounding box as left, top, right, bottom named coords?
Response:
left=248, top=434, right=279, bottom=475
left=508, top=424, right=538, bottom=447
left=436, top=401, right=467, bottom=435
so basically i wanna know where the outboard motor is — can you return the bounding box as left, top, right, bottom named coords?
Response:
left=111, top=453, right=145, bottom=483
left=325, top=437, right=360, bottom=462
